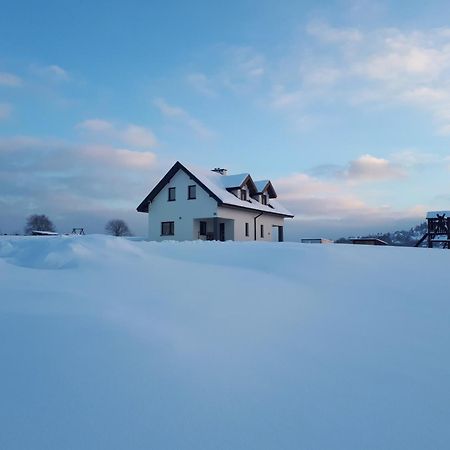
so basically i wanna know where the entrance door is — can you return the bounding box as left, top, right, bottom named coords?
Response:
left=219, top=223, right=225, bottom=241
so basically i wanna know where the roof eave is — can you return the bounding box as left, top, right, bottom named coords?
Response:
left=136, top=161, right=223, bottom=212
left=220, top=202, right=294, bottom=218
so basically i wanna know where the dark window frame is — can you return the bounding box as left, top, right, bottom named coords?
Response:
left=199, top=221, right=207, bottom=236
left=240, top=189, right=247, bottom=201
left=188, top=185, right=196, bottom=200
left=161, top=221, right=175, bottom=236
left=260, top=224, right=264, bottom=238
left=168, top=187, right=176, bottom=201
left=261, top=194, right=267, bottom=205
left=245, top=222, right=249, bottom=237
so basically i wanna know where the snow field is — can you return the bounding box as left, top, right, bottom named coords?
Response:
left=0, top=235, right=449, bottom=449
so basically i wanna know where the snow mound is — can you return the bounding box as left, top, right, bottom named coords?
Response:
left=0, top=236, right=449, bottom=450
left=0, top=235, right=145, bottom=269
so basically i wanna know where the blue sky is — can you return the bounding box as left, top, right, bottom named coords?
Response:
left=1, top=0, right=450, bottom=238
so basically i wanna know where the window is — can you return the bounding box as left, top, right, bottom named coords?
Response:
left=199, top=221, right=207, bottom=236
left=245, top=222, right=249, bottom=237
left=188, top=185, right=196, bottom=199
left=161, top=221, right=174, bottom=236
left=261, top=194, right=267, bottom=205
left=260, top=224, right=264, bottom=238
left=168, top=187, right=176, bottom=201
left=240, top=189, right=247, bottom=201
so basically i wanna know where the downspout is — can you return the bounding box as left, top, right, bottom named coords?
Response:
left=253, top=212, right=263, bottom=240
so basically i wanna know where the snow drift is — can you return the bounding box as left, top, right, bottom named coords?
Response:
left=0, top=235, right=449, bottom=449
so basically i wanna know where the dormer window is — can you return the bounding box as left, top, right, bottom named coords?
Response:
left=261, top=194, right=267, bottom=205
left=240, top=189, right=247, bottom=201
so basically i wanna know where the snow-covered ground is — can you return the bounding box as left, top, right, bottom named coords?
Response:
left=0, top=235, right=449, bottom=450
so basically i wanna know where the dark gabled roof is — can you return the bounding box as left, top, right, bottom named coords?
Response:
left=136, top=161, right=294, bottom=217
left=136, top=161, right=222, bottom=212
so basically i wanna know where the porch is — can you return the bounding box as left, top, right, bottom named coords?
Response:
left=194, top=217, right=234, bottom=241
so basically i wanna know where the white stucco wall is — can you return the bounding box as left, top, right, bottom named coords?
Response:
left=147, top=169, right=217, bottom=241
left=217, top=206, right=284, bottom=241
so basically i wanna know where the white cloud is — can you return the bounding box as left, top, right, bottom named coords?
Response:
left=77, top=119, right=114, bottom=133
left=306, top=21, right=363, bottom=44
left=0, top=103, right=12, bottom=119
left=390, top=149, right=444, bottom=168
left=263, top=22, right=450, bottom=134
left=0, top=136, right=161, bottom=229
left=309, top=153, right=407, bottom=182
left=346, top=154, right=405, bottom=181
left=220, top=46, right=265, bottom=93
left=82, top=144, right=157, bottom=169
left=76, top=119, right=158, bottom=149
left=153, top=98, right=214, bottom=139
left=0, top=71, right=22, bottom=87
left=189, top=46, right=266, bottom=97
left=121, top=125, right=158, bottom=148
left=275, top=165, right=423, bottom=226
left=186, top=72, right=216, bottom=97
left=31, top=64, right=70, bottom=82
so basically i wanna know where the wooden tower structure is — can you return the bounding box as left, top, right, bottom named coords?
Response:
left=415, top=211, right=450, bottom=248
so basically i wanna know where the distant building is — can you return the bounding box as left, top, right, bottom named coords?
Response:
left=301, top=238, right=334, bottom=244
left=136, top=161, right=294, bottom=242
left=351, top=238, right=388, bottom=246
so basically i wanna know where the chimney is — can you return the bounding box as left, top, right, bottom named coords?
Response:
left=211, top=167, right=228, bottom=176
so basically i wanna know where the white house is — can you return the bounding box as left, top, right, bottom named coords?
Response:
left=136, top=161, right=294, bottom=242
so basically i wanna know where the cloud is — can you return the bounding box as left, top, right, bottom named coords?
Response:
left=389, top=149, right=444, bottom=168
left=153, top=98, right=214, bottom=139
left=0, top=103, right=12, bottom=119
left=0, top=71, right=22, bottom=87
left=309, top=154, right=406, bottom=182
left=121, top=125, right=158, bottom=148
left=77, top=119, right=114, bottom=133
left=186, top=72, right=216, bottom=97
left=306, top=21, right=363, bottom=44
left=275, top=167, right=425, bottom=237
left=0, top=135, right=162, bottom=233
left=220, top=46, right=265, bottom=93
left=346, top=154, right=405, bottom=181
left=31, top=64, right=70, bottom=82
left=76, top=119, right=158, bottom=148
left=263, top=22, right=450, bottom=133
left=185, top=46, right=266, bottom=99
left=271, top=149, right=440, bottom=238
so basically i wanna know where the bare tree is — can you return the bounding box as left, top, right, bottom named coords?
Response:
left=105, top=219, right=132, bottom=237
left=24, top=214, right=56, bottom=235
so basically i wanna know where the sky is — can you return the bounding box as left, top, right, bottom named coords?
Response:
left=1, top=0, right=450, bottom=239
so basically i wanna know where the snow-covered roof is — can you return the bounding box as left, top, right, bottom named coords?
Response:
left=184, top=164, right=293, bottom=217
left=254, top=180, right=269, bottom=192
left=253, top=179, right=277, bottom=198
left=426, top=211, right=450, bottom=219
left=221, top=173, right=250, bottom=189
left=137, top=161, right=294, bottom=217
